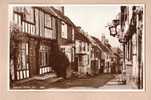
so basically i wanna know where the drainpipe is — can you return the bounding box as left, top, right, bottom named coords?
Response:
left=122, top=43, right=126, bottom=84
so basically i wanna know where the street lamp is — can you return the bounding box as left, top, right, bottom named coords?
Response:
left=108, top=19, right=120, bottom=37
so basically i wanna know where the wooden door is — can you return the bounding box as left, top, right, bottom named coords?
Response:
left=29, top=40, right=38, bottom=77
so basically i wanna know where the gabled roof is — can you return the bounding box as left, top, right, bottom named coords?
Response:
left=91, top=36, right=111, bottom=53
left=89, top=36, right=102, bottom=50
left=112, top=47, right=122, bottom=57
left=50, top=7, right=76, bottom=26
left=75, top=29, right=91, bottom=43
left=85, top=34, right=96, bottom=45
left=50, top=7, right=91, bottom=43
left=34, top=6, right=76, bottom=27
left=33, top=7, right=56, bottom=17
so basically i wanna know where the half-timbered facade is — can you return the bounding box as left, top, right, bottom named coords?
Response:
left=10, top=7, right=58, bottom=82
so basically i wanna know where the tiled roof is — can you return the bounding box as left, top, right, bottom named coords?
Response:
left=50, top=7, right=91, bottom=43
left=91, top=36, right=110, bottom=53
left=33, top=7, right=56, bottom=17
left=112, top=47, right=122, bottom=57
left=75, top=29, right=91, bottom=43
left=50, top=7, right=76, bottom=26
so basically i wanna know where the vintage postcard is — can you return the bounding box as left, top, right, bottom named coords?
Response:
left=8, top=4, right=145, bottom=91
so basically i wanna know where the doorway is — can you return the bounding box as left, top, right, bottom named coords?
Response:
left=29, top=40, right=39, bottom=77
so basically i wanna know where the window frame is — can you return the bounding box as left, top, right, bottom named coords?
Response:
left=22, top=7, right=35, bottom=24
left=61, top=21, right=68, bottom=39
left=44, top=13, right=54, bottom=39
left=13, top=12, right=22, bottom=31
left=15, top=42, right=29, bottom=80
left=44, top=13, right=52, bottom=29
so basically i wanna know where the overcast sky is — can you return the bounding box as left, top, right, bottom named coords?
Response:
left=64, top=5, right=121, bottom=48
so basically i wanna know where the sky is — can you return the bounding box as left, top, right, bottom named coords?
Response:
left=64, top=5, right=121, bottom=48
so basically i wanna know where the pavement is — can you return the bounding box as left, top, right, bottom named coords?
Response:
left=99, top=74, right=138, bottom=90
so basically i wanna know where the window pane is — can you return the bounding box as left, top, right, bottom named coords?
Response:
left=28, top=24, right=31, bottom=34
left=25, top=23, right=28, bottom=33
left=45, top=28, right=51, bottom=38
left=18, top=15, right=21, bottom=27
left=52, top=17, right=56, bottom=39
left=31, top=25, right=33, bottom=34
left=45, top=14, right=51, bottom=28
left=14, top=14, right=18, bottom=24
left=32, top=25, right=35, bottom=35
left=22, top=22, right=25, bottom=32
left=22, top=50, right=26, bottom=69
left=24, top=7, right=34, bottom=23
left=40, top=11, right=45, bottom=37
left=35, top=9, right=39, bottom=35
left=61, top=22, right=67, bottom=39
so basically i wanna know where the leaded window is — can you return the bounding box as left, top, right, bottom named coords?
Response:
left=45, top=14, right=52, bottom=28
left=16, top=42, right=29, bottom=80
left=23, top=7, right=34, bottom=23
left=39, top=45, right=52, bottom=74
left=12, top=13, right=21, bottom=31
left=61, top=21, right=67, bottom=39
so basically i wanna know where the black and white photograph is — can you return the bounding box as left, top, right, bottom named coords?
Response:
left=9, top=4, right=144, bottom=90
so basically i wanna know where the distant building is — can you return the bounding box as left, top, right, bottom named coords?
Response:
left=111, top=47, right=122, bottom=73
left=101, top=35, right=113, bottom=73
left=74, top=27, right=92, bottom=75
left=91, top=36, right=104, bottom=75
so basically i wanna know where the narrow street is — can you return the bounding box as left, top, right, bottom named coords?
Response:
left=9, top=5, right=144, bottom=90
left=12, top=73, right=118, bottom=89
left=99, top=74, right=137, bottom=89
